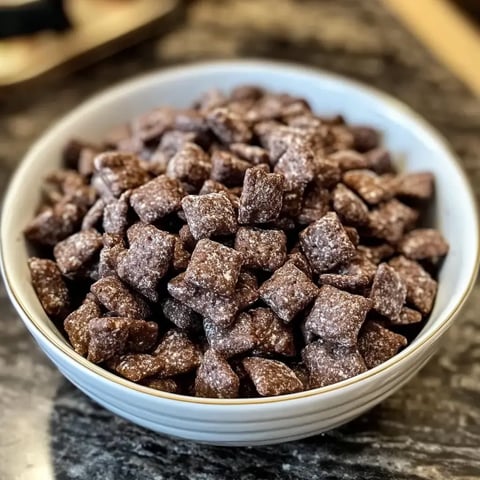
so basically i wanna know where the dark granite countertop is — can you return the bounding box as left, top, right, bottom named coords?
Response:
left=1, top=1, right=480, bottom=479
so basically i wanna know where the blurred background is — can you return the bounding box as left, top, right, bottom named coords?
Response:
left=1, top=2, right=480, bottom=480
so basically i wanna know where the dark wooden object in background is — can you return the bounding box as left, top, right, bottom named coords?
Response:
left=1, top=1, right=479, bottom=479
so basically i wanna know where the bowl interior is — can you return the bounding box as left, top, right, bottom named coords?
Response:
left=1, top=61, right=478, bottom=399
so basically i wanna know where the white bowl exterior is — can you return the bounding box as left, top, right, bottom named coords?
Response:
left=1, top=61, right=478, bottom=445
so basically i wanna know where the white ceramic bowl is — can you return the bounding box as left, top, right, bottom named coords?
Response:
left=1, top=60, right=478, bottom=446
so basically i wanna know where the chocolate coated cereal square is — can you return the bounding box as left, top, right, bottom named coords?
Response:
left=167, top=142, right=211, bottom=189
left=398, top=229, right=449, bottom=261
left=370, top=263, right=406, bottom=321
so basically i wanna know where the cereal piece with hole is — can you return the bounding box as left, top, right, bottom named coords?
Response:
left=238, top=166, right=285, bottom=224
left=185, top=239, right=244, bottom=296
left=117, top=223, right=175, bottom=302
left=130, top=175, right=185, bottom=224
left=368, top=199, right=419, bottom=243
left=182, top=193, right=238, bottom=240
left=370, top=263, right=406, bottom=321
left=167, top=142, right=211, bottom=189
left=358, top=321, right=407, bottom=369
left=64, top=293, right=102, bottom=356
left=234, top=227, right=287, bottom=271
left=94, top=152, right=150, bottom=196
left=168, top=273, right=239, bottom=327
left=242, top=357, right=303, bottom=396
left=305, top=285, right=371, bottom=346
left=302, top=340, right=367, bottom=388
left=53, top=228, right=103, bottom=278
left=398, top=229, right=449, bottom=261
left=91, top=276, right=151, bottom=319
left=206, top=107, right=252, bottom=144
left=195, top=349, right=240, bottom=398
left=259, top=262, right=318, bottom=323
left=389, top=255, right=438, bottom=315
left=332, top=183, right=369, bottom=226
left=28, top=258, right=70, bottom=318
left=299, top=212, right=356, bottom=273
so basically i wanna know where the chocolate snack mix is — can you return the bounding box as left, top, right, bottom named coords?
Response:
left=25, top=86, right=448, bottom=398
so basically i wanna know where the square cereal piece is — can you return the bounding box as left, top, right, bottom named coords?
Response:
left=349, top=125, right=380, bottom=152
left=395, top=306, right=423, bottom=325
left=337, top=252, right=377, bottom=284
left=87, top=317, right=129, bottom=363
left=168, top=273, right=239, bottom=327
left=329, top=149, right=369, bottom=171
left=332, top=183, right=369, bottom=226
left=302, top=180, right=331, bottom=210
left=142, top=377, right=180, bottom=394
left=250, top=307, right=295, bottom=357
left=204, top=313, right=257, bottom=358
left=299, top=212, right=356, bottom=273
left=64, top=293, right=101, bottom=356
left=274, top=139, right=317, bottom=184
left=259, top=262, right=318, bottom=323
left=98, top=234, right=126, bottom=278
left=365, top=147, right=393, bottom=174
left=182, top=193, right=238, bottom=240
left=195, top=349, right=240, bottom=398
left=117, top=223, right=175, bottom=302
left=109, top=353, right=162, bottom=382
left=206, top=107, right=252, bottom=144
left=122, top=318, right=158, bottom=353
left=91, top=276, right=151, bottom=319
left=395, top=172, right=434, bottom=200
left=315, top=158, right=341, bottom=188
left=343, top=169, right=391, bottom=205
left=389, top=255, right=437, bottom=315
left=398, top=229, right=449, bottom=261
left=173, top=109, right=210, bottom=133
left=302, top=340, right=367, bottom=388
left=103, top=190, right=130, bottom=235
left=53, top=228, right=103, bottom=278
left=158, top=130, right=198, bottom=159
left=238, top=166, right=284, bottom=224
left=131, top=107, right=174, bottom=143
left=161, top=298, right=202, bottom=332
left=234, top=227, right=287, bottom=271
left=358, top=321, right=407, bottom=369
left=130, top=175, right=185, bottom=223
left=242, top=357, right=303, bottom=396
left=167, top=142, right=211, bottom=188
left=368, top=199, right=419, bottom=243
left=281, top=180, right=305, bottom=218
left=199, top=179, right=240, bottom=210
left=81, top=199, right=104, bottom=230
left=94, top=152, right=150, bottom=197
left=230, top=143, right=270, bottom=165
left=305, top=285, right=371, bottom=346
left=318, top=273, right=370, bottom=292
left=286, top=250, right=313, bottom=278
left=153, top=330, right=203, bottom=377
left=28, top=257, right=70, bottom=318
left=24, top=201, right=84, bottom=246
left=357, top=244, right=395, bottom=265
left=185, top=239, right=244, bottom=296
left=210, top=150, right=251, bottom=187
left=235, top=271, right=259, bottom=309
left=369, top=263, right=406, bottom=321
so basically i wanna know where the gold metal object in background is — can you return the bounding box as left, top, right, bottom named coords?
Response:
left=0, top=0, right=181, bottom=90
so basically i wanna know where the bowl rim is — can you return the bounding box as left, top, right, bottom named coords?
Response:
left=2, top=59, right=479, bottom=406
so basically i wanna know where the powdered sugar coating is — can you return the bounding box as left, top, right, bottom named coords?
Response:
left=398, top=229, right=449, bottom=261
left=358, top=321, right=407, bottom=369
left=305, top=285, right=371, bottom=346
left=206, top=107, right=252, bottom=144
left=81, top=199, right=104, bottom=230
left=130, top=175, right=185, bottom=223
left=242, top=357, right=303, bottom=396
left=274, top=139, right=317, bottom=184
left=370, top=263, right=406, bottom=321
left=28, top=258, right=70, bottom=318
left=167, top=142, right=211, bottom=188
left=330, top=149, right=368, bottom=171
left=195, top=349, right=240, bottom=398
left=299, top=212, right=356, bottom=273
left=234, top=227, right=287, bottom=271
left=210, top=150, right=251, bottom=187
left=103, top=190, right=130, bottom=235
left=185, top=239, right=243, bottom=295
left=259, top=262, right=318, bottom=323
left=87, top=317, right=130, bottom=363
left=332, top=183, right=369, bottom=226
left=182, top=193, right=238, bottom=240
left=343, top=169, right=391, bottom=205
left=395, top=172, right=434, bottom=199
left=161, top=297, right=202, bottom=331
left=230, top=142, right=270, bottom=165
left=302, top=340, right=367, bottom=388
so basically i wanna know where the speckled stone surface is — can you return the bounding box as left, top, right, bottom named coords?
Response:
left=1, top=1, right=480, bottom=479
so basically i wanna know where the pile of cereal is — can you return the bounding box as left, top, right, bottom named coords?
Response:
left=25, top=85, right=449, bottom=398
